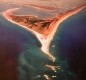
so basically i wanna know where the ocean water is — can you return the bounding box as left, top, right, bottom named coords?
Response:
left=50, top=8, right=86, bottom=80
left=0, top=3, right=86, bottom=80
left=0, top=14, right=52, bottom=80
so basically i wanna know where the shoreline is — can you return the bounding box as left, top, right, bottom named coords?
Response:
left=2, top=6, right=86, bottom=62
left=41, top=6, right=86, bottom=62
left=2, top=8, right=45, bottom=39
left=46, top=6, right=86, bottom=42
left=3, top=8, right=56, bottom=62
left=3, top=8, right=55, bottom=62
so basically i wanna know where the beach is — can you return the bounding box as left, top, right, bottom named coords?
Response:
left=0, top=0, right=86, bottom=79
left=2, top=6, right=86, bottom=62
left=3, top=8, right=55, bottom=62
left=47, top=6, right=86, bottom=43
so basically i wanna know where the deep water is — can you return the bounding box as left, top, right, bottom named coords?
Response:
left=50, top=8, right=86, bottom=80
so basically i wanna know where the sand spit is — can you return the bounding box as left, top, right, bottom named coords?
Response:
left=3, top=6, right=86, bottom=62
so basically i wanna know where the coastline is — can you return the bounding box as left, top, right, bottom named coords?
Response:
left=45, top=6, right=86, bottom=50
left=2, top=8, right=55, bottom=62
left=42, top=5, right=86, bottom=50
left=4, top=6, right=86, bottom=38
left=2, top=6, right=86, bottom=62
left=47, top=6, right=86, bottom=39
left=2, top=8, right=45, bottom=41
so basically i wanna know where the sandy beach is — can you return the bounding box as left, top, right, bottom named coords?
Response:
left=47, top=6, right=86, bottom=41
left=2, top=6, right=86, bottom=62
left=2, top=8, right=44, bottom=40
left=3, top=8, right=55, bottom=62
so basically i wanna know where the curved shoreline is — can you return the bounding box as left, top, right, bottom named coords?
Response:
left=41, top=6, right=86, bottom=59
left=2, top=8, right=44, bottom=41
left=2, top=8, right=55, bottom=62
left=47, top=6, right=86, bottom=40
left=2, top=6, right=86, bottom=62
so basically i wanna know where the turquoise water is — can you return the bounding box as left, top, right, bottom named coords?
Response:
left=0, top=14, right=52, bottom=80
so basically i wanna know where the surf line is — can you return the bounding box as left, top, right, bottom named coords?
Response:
left=3, top=6, right=86, bottom=62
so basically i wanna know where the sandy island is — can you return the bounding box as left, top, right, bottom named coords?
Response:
left=2, top=5, right=86, bottom=62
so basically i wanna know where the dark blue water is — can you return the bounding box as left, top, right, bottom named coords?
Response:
left=0, top=7, right=86, bottom=80
left=0, top=14, right=52, bottom=80
left=50, top=8, right=86, bottom=80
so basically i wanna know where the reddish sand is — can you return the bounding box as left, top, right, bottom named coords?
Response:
left=46, top=5, right=86, bottom=39
left=5, top=12, right=55, bottom=36
left=3, top=6, right=86, bottom=37
left=3, top=6, right=86, bottom=62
